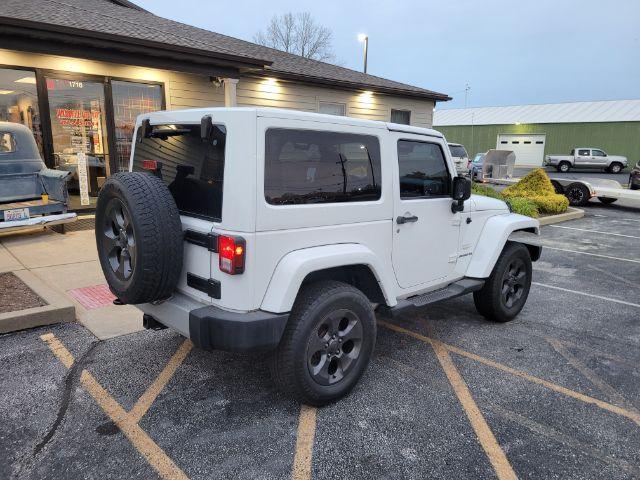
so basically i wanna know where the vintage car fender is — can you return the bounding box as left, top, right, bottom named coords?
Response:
left=260, top=243, right=395, bottom=313
left=465, top=213, right=540, bottom=279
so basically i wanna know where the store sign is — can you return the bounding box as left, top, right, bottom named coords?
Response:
left=77, top=152, right=90, bottom=206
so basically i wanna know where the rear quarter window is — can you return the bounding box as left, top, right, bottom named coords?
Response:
left=264, top=128, right=381, bottom=205
left=132, top=123, right=226, bottom=221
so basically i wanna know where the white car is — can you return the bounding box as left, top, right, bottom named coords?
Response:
left=447, top=142, right=470, bottom=175
left=95, top=108, right=541, bottom=405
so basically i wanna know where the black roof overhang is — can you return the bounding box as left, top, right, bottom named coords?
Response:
left=0, top=17, right=272, bottom=78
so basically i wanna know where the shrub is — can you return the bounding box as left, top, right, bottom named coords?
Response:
left=530, top=194, right=569, bottom=214
left=502, top=168, right=556, bottom=198
left=505, top=197, right=539, bottom=218
left=471, top=183, right=502, bottom=199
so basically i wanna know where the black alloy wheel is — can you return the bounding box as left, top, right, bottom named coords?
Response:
left=500, top=257, right=526, bottom=309
left=102, top=198, right=136, bottom=281
left=565, top=183, right=589, bottom=206
left=306, top=309, right=363, bottom=386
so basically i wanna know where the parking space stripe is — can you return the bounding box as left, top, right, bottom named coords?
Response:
left=487, top=403, right=640, bottom=477
left=379, top=322, right=640, bottom=427
left=546, top=338, right=640, bottom=416
left=541, top=246, right=640, bottom=264
left=548, top=224, right=640, bottom=239
left=41, top=334, right=189, bottom=480
left=129, top=340, right=193, bottom=423
left=428, top=331, right=518, bottom=480
left=292, top=405, right=317, bottom=480
left=532, top=282, right=640, bottom=308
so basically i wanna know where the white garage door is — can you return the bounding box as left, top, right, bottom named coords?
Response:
left=497, top=134, right=546, bottom=166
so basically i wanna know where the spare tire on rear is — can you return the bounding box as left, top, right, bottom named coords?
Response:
left=95, top=172, right=183, bottom=304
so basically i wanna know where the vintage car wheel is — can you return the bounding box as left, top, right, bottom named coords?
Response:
left=95, top=172, right=183, bottom=304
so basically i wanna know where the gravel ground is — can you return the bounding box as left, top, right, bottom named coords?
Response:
left=0, top=272, right=46, bottom=314
left=0, top=200, right=638, bottom=479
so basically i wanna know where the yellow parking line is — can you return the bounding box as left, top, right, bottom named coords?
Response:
left=379, top=321, right=640, bottom=427
left=425, top=326, right=517, bottom=480
left=41, top=333, right=189, bottom=480
left=129, top=340, right=193, bottom=423
left=292, top=405, right=317, bottom=480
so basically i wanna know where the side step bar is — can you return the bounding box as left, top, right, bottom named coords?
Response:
left=379, top=278, right=485, bottom=318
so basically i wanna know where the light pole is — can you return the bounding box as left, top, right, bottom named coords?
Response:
left=358, top=34, right=368, bottom=73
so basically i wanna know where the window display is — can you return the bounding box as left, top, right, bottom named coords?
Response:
left=0, top=69, right=43, bottom=156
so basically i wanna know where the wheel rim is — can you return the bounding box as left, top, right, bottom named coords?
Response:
left=612, top=165, right=621, bottom=173
left=102, top=199, right=136, bottom=281
left=501, top=258, right=527, bottom=309
left=560, top=164, right=569, bottom=172
left=306, top=309, right=363, bottom=386
left=567, top=187, right=584, bottom=204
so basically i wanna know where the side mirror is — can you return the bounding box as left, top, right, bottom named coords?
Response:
left=451, top=176, right=471, bottom=213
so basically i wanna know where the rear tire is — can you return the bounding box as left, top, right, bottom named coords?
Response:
left=598, top=197, right=617, bottom=205
left=270, top=281, right=376, bottom=406
left=564, top=183, right=590, bottom=206
left=473, top=242, right=532, bottom=323
left=95, top=172, right=183, bottom=304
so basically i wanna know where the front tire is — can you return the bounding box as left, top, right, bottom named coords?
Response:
left=557, top=162, right=571, bottom=173
left=608, top=163, right=623, bottom=174
left=270, top=281, right=376, bottom=406
left=473, top=243, right=532, bottom=323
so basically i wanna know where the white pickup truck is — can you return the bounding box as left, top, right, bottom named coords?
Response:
left=95, top=108, right=541, bottom=405
left=545, top=148, right=627, bottom=173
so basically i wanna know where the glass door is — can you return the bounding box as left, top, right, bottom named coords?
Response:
left=111, top=81, right=163, bottom=173
left=46, top=77, right=109, bottom=210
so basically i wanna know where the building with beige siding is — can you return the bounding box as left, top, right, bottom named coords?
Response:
left=0, top=0, right=449, bottom=211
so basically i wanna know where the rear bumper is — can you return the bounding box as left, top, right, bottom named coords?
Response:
left=189, top=306, right=288, bottom=352
left=139, top=292, right=289, bottom=352
left=0, top=212, right=76, bottom=233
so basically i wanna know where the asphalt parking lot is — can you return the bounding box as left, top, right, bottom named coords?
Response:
left=1, top=200, right=639, bottom=480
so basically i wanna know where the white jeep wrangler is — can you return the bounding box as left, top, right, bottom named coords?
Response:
left=95, top=108, right=541, bottom=406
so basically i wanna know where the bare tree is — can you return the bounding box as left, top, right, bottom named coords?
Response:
left=254, top=12, right=335, bottom=62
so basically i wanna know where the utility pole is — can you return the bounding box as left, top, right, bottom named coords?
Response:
left=358, top=34, right=369, bottom=73
left=464, top=83, right=471, bottom=108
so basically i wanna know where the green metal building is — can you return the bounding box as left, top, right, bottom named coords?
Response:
left=433, top=100, right=640, bottom=168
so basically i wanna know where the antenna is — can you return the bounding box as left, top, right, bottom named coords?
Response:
left=464, top=83, right=471, bottom=108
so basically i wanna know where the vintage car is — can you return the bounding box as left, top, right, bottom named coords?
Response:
left=0, top=122, right=76, bottom=233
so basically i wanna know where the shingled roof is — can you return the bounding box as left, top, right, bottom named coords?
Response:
left=0, top=0, right=450, bottom=101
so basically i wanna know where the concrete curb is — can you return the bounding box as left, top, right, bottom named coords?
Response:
left=0, top=270, right=75, bottom=334
left=537, top=207, right=584, bottom=226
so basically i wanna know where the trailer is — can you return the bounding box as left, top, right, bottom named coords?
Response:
left=484, top=176, right=640, bottom=207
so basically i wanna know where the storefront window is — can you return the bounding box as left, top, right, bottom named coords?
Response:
left=0, top=69, right=43, bottom=156
left=46, top=77, right=109, bottom=210
left=112, top=81, right=163, bottom=172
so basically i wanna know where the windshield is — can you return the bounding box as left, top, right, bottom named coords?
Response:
left=449, top=145, right=468, bottom=158
left=132, top=123, right=226, bottom=221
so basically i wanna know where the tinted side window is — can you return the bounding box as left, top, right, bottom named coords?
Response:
left=398, top=140, right=450, bottom=198
left=592, top=149, right=605, bottom=156
left=578, top=149, right=590, bottom=156
left=265, top=129, right=381, bottom=205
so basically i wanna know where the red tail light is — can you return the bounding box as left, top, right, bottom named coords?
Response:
left=218, top=235, right=245, bottom=275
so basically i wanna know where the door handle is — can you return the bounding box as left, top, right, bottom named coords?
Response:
left=397, top=214, right=418, bottom=224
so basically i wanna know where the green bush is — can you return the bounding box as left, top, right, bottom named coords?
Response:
left=502, top=168, right=556, bottom=198
left=471, top=183, right=502, bottom=199
left=530, top=194, right=569, bottom=214
left=505, top=197, right=539, bottom=218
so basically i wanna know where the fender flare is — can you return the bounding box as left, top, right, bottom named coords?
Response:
left=260, top=243, right=396, bottom=313
left=465, top=213, right=540, bottom=278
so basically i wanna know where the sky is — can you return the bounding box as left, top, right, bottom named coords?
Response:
left=135, top=0, right=640, bottom=109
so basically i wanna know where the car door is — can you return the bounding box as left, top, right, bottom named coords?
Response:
left=576, top=149, right=591, bottom=167
left=392, top=136, right=461, bottom=288
left=591, top=149, right=608, bottom=168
